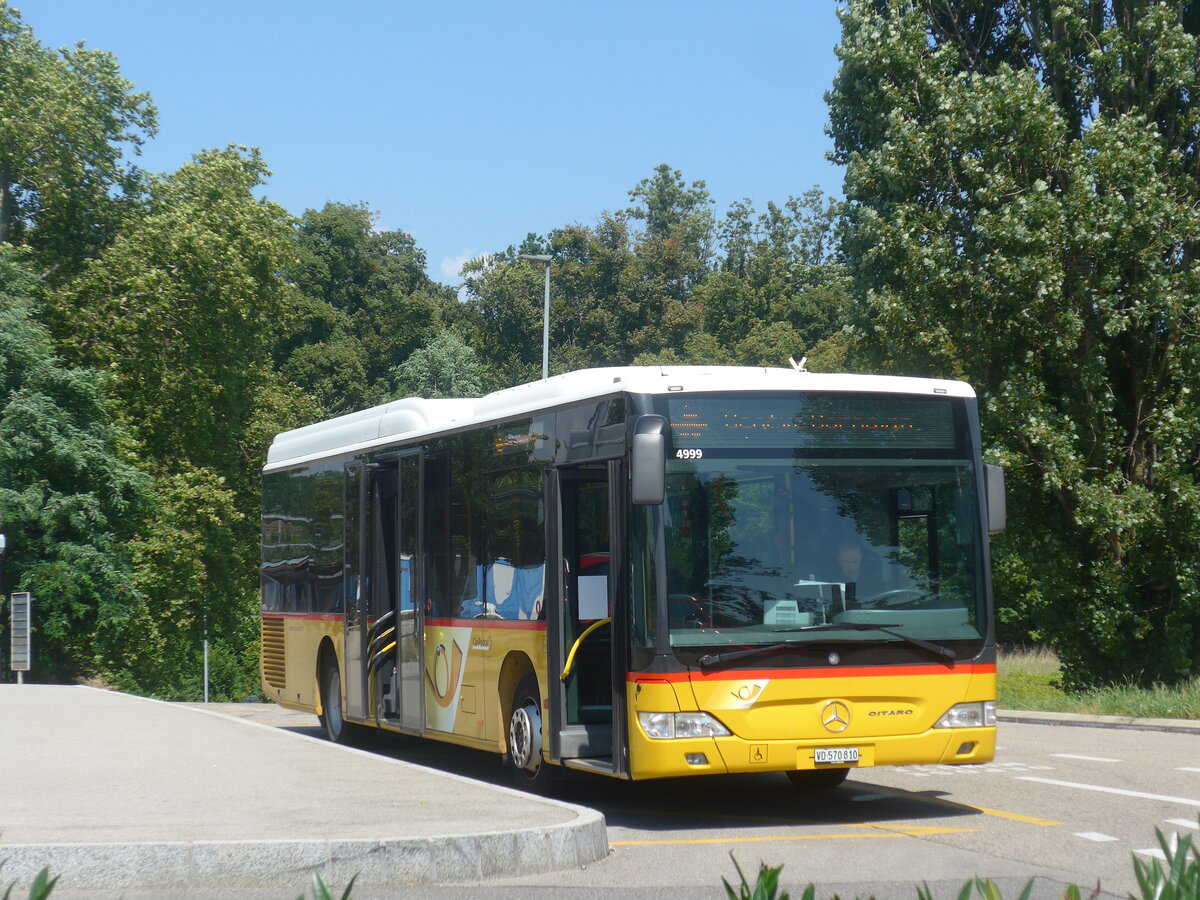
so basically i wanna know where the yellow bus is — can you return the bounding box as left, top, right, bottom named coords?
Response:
left=261, top=366, right=1005, bottom=791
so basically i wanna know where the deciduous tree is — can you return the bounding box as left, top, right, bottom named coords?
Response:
left=830, top=0, right=1200, bottom=686
left=0, top=1, right=156, bottom=272
left=0, top=249, right=148, bottom=681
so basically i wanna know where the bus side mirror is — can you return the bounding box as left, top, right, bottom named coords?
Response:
left=631, top=415, right=666, bottom=505
left=985, top=464, right=1006, bottom=534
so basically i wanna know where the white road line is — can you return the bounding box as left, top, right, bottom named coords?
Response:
left=1018, top=776, right=1200, bottom=808
left=1074, top=832, right=1119, bottom=842
left=1179, top=767, right=1200, bottom=773
left=1051, top=753, right=1120, bottom=763
left=1166, top=818, right=1199, bottom=830
left=1135, top=848, right=1168, bottom=861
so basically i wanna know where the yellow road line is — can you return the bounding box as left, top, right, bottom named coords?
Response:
left=853, top=785, right=1060, bottom=827
left=611, top=827, right=978, bottom=847
left=601, top=806, right=833, bottom=827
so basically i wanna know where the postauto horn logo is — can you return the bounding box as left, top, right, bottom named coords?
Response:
left=821, top=700, right=851, bottom=733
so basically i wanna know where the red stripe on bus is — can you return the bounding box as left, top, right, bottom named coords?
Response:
left=425, top=618, right=547, bottom=631
left=629, top=663, right=995, bottom=683
left=261, top=612, right=548, bottom=632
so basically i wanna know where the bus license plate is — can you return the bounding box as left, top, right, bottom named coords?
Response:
left=814, top=747, right=859, bottom=765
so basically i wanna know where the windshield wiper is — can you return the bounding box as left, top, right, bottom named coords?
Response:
left=696, top=641, right=804, bottom=668
left=773, top=622, right=958, bottom=662
left=695, top=623, right=959, bottom=668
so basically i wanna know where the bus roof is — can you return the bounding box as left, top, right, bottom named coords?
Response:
left=264, top=365, right=975, bottom=472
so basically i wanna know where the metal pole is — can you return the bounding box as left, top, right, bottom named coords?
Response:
left=203, top=612, right=209, bottom=703
left=518, top=254, right=553, bottom=381
left=541, top=262, right=551, bottom=380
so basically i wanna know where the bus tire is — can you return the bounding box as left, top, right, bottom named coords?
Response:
left=786, top=768, right=849, bottom=789
left=507, top=675, right=551, bottom=793
left=319, top=654, right=358, bottom=745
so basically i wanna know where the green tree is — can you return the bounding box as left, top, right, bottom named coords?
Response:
left=625, top=164, right=715, bottom=354
left=461, top=240, right=555, bottom=388
left=282, top=202, right=451, bottom=415
left=389, top=331, right=484, bottom=399
left=0, top=249, right=149, bottom=681
left=830, top=0, right=1200, bottom=686
left=52, top=146, right=295, bottom=491
left=46, top=147, right=300, bottom=694
left=702, top=190, right=852, bottom=364
left=119, top=464, right=257, bottom=699
left=0, top=1, right=157, bottom=272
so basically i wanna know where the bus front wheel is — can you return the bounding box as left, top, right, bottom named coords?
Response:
left=507, top=675, right=550, bottom=793
left=786, top=768, right=849, bottom=789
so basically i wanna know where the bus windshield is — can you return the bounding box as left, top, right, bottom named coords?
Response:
left=657, top=393, right=987, bottom=663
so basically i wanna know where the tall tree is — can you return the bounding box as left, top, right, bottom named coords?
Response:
left=830, top=0, right=1200, bottom=686
left=282, top=202, right=452, bottom=414
left=624, top=164, right=715, bottom=354
left=0, top=1, right=156, bottom=272
left=701, top=190, right=852, bottom=365
left=45, top=147, right=301, bottom=696
left=389, top=331, right=484, bottom=399
left=0, top=249, right=148, bottom=682
left=52, top=146, right=295, bottom=490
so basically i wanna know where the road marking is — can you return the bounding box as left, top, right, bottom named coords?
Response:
left=1179, top=767, right=1200, bottom=773
left=610, top=827, right=978, bottom=847
left=1051, top=753, right=1119, bottom=763
left=1019, top=777, right=1200, bottom=808
left=1074, top=832, right=1119, bottom=842
left=601, top=806, right=829, bottom=827
left=850, top=784, right=1060, bottom=826
left=1135, top=833, right=1181, bottom=861
left=1166, top=818, right=1199, bottom=830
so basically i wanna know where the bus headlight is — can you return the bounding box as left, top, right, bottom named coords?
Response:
left=638, top=711, right=731, bottom=740
left=935, top=701, right=996, bottom=728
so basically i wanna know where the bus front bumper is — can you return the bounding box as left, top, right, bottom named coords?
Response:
left=628, top=726, right=996, bottom=781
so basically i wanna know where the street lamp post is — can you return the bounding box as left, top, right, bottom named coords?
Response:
left=518, top=254, right=552, bottom=380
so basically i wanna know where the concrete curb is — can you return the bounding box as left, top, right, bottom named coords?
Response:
left=998, top=708, right=1200, bottom=736
left=0, top=688, right=611, bottom=892
left=0, top=810, right=609, bottom=891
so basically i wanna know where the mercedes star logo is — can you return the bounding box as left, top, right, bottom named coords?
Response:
left=821, top=700, right=851, bottom=733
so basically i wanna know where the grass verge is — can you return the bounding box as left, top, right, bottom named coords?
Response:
left=998, top=646, right=1200, bottom=719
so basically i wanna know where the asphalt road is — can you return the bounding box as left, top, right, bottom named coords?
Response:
left=211, top=704, right=1199, bottom=900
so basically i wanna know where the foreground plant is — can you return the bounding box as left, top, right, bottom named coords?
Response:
left=0, top=863, right=56, bottom=900
left=723, top=854, right=798, bottom=900
left=1132, top=827, right=1199, bottom=900
left=300, top=871, right=357, bottom=900
left=731, top=818, right=1199, bottom=900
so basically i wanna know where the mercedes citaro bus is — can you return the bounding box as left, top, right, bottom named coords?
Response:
left=261, top=366, right=1005, bottom=791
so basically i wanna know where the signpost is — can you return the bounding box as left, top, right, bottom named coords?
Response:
left=10, top=591, right=31, bottom=684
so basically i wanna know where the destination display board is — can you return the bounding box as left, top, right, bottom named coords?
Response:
left=664, top=393, right=960, bottom=451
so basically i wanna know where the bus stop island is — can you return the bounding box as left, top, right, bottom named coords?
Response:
left=0, top=685, right=607, bottom=894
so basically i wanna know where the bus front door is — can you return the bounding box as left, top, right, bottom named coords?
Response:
left=554, top=463, right=628, bottom=777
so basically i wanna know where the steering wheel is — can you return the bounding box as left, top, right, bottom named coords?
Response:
left=859, top=588, right=925, bottom=608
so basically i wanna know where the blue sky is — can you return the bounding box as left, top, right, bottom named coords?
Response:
left=15, top=1, right=845, bottom=285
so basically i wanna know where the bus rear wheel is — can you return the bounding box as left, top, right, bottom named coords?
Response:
left=319, top=655, right=357, bottom=745
left=786, top=768, right=850, bottom=789
left=507, top=675, right=551, bottom=793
